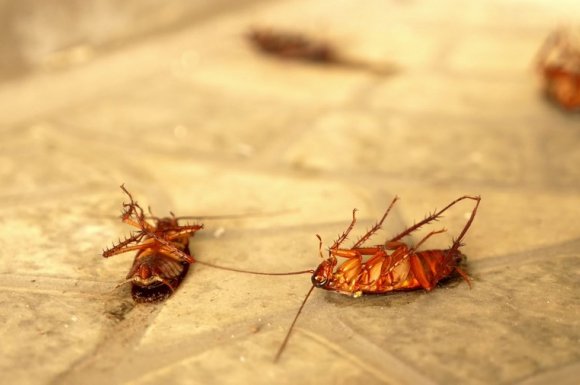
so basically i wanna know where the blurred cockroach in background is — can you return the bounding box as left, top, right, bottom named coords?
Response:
left=247, top=26, right=398, bottom=76
left=537, top=26, right=580, bottom=111
left=275, top=195, right=481, bottom=361
left=248, top=27, right=336, bottom=63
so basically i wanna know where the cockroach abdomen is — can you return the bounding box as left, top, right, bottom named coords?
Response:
left=131, top=262, right=190, bottom=303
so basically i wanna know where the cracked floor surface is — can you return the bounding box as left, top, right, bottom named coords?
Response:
left=1, top=1, right=579, bottom=384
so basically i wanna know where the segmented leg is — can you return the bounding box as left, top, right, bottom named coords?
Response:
left=449, top=196, right=481, bottom=251
left=164, top=225, right=204, bottom=241
left=331, top=209, right=358, bottom=249
left=411, top=228, right=446, bottom=252
left=352, top=196, right=399, bottom=248
left=454, top=266, right=472, bottom=288
left=103, top=236, right=154, bottom=258
left=159, top=244, right=194, bottom=263
left=387, top=195, right=480, bottom=244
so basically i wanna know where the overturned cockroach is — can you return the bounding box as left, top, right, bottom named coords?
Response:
left=247, top=27, right=397, bottom=75
left=103, top=186, right=311, bottom=302
left=102, top=185, right=203, bottom=302
left=275, top=195, right=481, bottom=361
left=537, top=26, right=580, bottom=111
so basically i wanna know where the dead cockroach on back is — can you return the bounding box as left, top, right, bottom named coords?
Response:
left=102, top=185, right=203, bottom=303
left=275, top=195, right=481, bottom=361
left=103, top=185, right=312, bottom=303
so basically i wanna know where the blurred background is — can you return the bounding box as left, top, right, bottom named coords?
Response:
left=1, top=1, right=579, bottom=385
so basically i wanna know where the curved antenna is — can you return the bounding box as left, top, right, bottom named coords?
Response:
left=171, top=208, right=298, bottom=221
left=315, top=234, right=325, bottom=259
left=195, top=260, right=313, bottom=276
left=274, top=285, right=316, bottom=363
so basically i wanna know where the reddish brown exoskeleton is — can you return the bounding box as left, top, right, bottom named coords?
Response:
left=537, top=26, right=580, bottom=111
left=103, top=185, right=203, bottom=303
left=247, top=27, right=397, bottom=75
left=103, top=186, right=312, bottom=303
left=275, top=195, right=481, bottom=361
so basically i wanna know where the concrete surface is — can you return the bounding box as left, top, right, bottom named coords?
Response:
left=0, top=1, right=579, bottom=385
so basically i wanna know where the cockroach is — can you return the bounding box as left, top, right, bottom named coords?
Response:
left=248, top=27, right=336, bottom=63
left=275, top=195, right=481, bottom=361
left=103, top=185, right=312, bottom=303
left=247, top=27, right=397, bottom=75
left=537, top=26, right=580, bottom=111
left=102, top=185, right=203, bottom=303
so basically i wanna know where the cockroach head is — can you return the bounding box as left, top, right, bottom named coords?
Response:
left=311, top=234, right=336, bottom=287
left=311, top=258, right=334, bottom=288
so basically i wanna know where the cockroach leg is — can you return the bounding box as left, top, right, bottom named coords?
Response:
left=454, top=267, right=472, bottom=288
left=103, top=237, right=156, bottom=258
left=449, top=196, right=481, bottom=251
left=330, top=209, right=358, bottom=249
left=411, top=228, right=447, bottom=251
left=352, top=196, right=399, bottom=248
left=388, top=195, right=480, bottom=243
left=159, top=244, right=194, bottom=264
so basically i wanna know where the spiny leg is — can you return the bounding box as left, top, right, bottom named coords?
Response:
left=102, top=234, right=152, bottom=258
left=449, top=196, right=481, bottom=251
left=159, top=245, right=194, bottom=264
left=409, top=229, right=447, bottom=253
left=164, top=225, right=204, bottom=241
left=387, top=196, right=480, bottom=243
left=352, top=196, right=399, bottom=248
left=103, top=232, right=145, bottom=258
left=330, top=209, right=358, bottom=249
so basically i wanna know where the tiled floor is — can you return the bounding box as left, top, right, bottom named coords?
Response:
left=1, top=1, right=579, bottom=384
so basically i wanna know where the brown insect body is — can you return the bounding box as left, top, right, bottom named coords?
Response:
left=311, top=196, right=479, bottom=297
left=124, top=217, right=200, bottom=303
left=275, top=195, right=481, bottom=361
left=103, top=186, right=203, bottom=303
left=312, top=247, right=464, bottom=297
